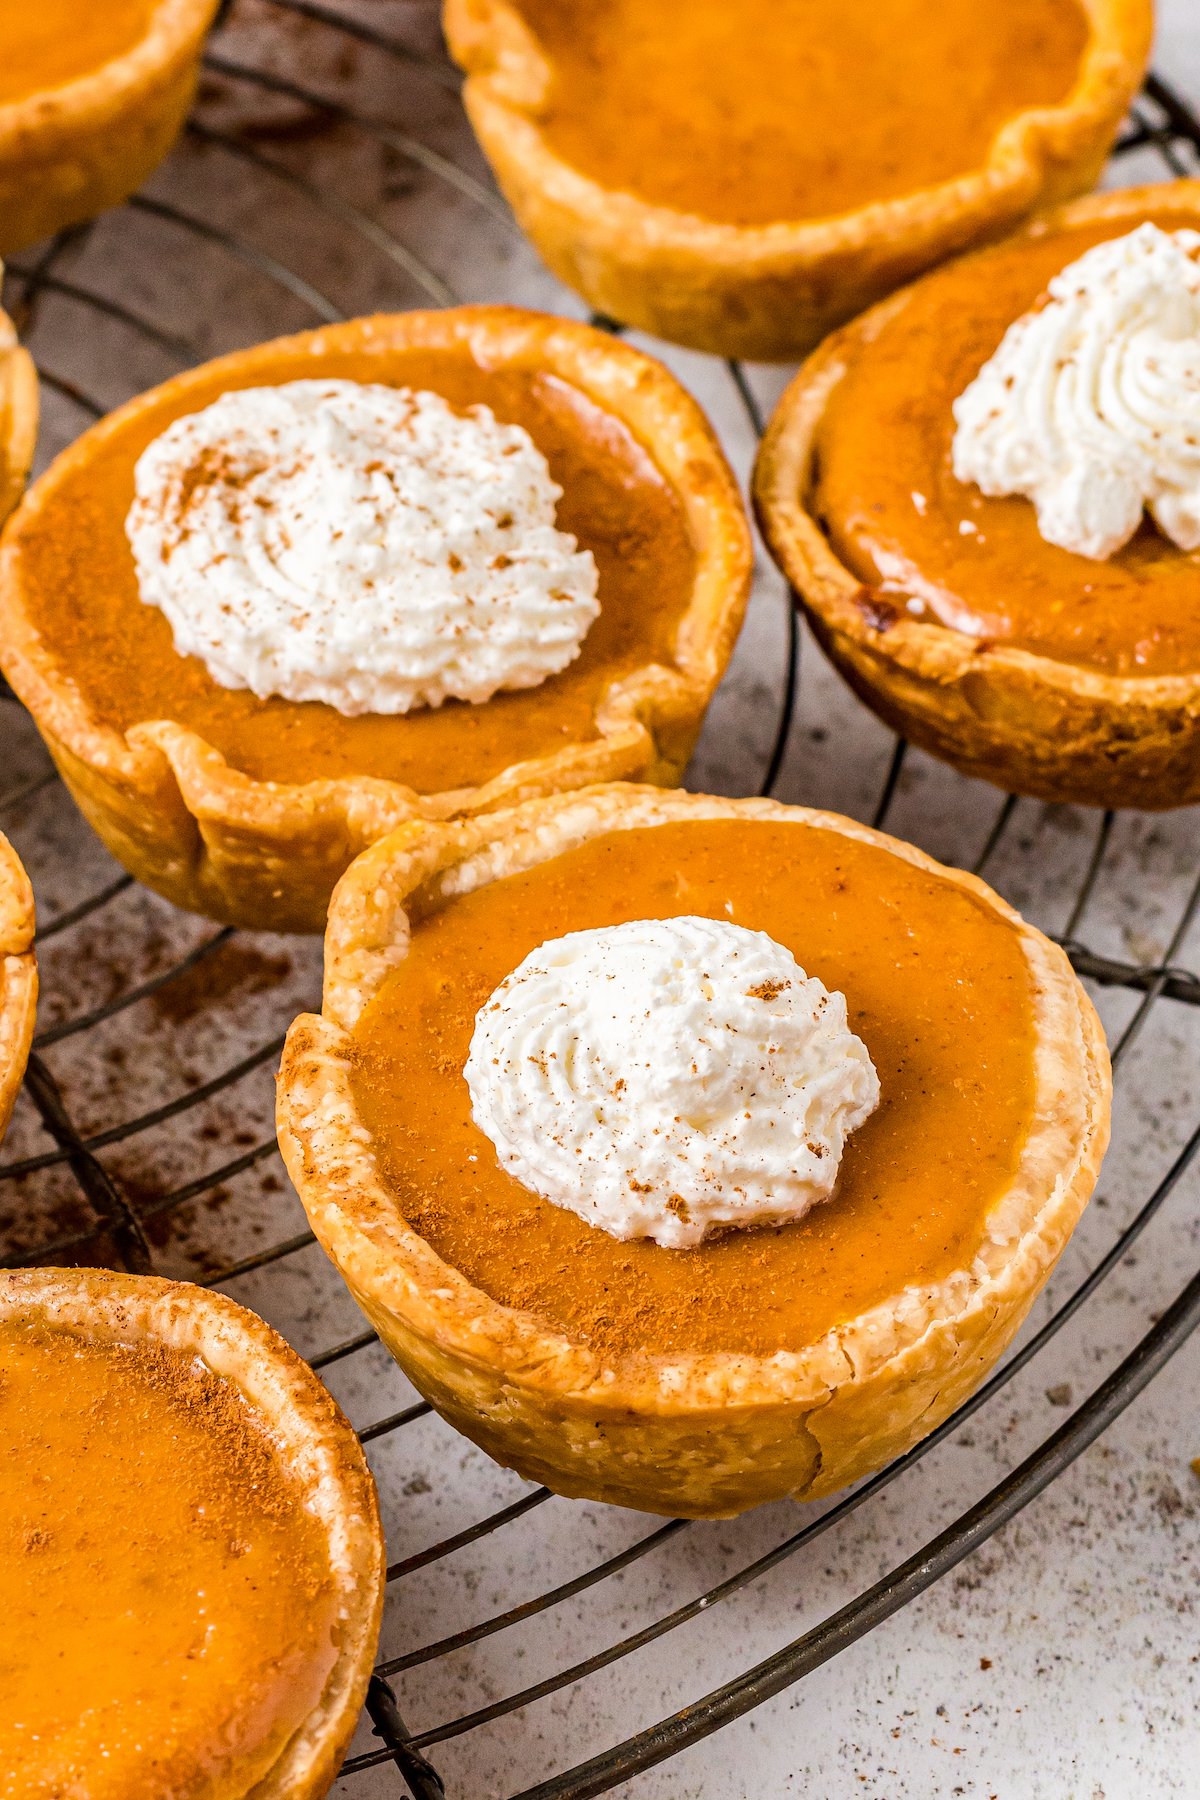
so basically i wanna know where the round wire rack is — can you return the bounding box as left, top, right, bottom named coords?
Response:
left=2, top=6, right=1199, bottom=1795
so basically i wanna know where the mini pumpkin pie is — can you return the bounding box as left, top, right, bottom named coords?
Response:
left=0, top=0, right=221, bottom=254
left=0, top=306, right=751, bottom=932
left=0, top=283, right=36, bottom=525
left=0, top=829, right=35, bottom=1142
left=443, top=0, right=1150, bottom=361
left=277, top=784, right=1110, bottom=1518
left=755, top=184, right=1200, bottom=811
left=0, top=1266, right=383, bottom=1797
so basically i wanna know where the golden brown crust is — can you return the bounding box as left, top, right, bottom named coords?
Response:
left=443, top=0, right=1151, bottom=361
left=0, top=291, right=37, bottom=529
left=0, top=0, right=221, bottom=255
left=753, top=183, right=1200, bottom=812
left=0, top=305, right=752, bottom=932
left=0, top=1265, right=384, bottom=1798
left=277, top=784, right=1112, bottom=1518
left=0, top=831, right=36, bottom=1145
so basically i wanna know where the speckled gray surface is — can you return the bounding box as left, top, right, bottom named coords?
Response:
left=1, top=3, right=1198, bottom=1796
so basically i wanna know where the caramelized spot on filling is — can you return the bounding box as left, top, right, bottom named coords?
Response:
left=514, top=0, right=1088, bottom=226
left=0, top=0, right=153, bottom=104
left=349, top=820, right=1038, bottom=1361
left=14, top=349, right=695, bottom=790
left=0, top=1322, right=340, bottom=1797
left=815, top=210, right=1200, bottom=677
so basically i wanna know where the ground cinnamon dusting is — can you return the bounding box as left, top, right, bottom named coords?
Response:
left=122, top=1337, right=298, bottom=1523
left=167, top=445, right=267, bottom=548
left=151, top=940, right=293, bottom=1024
left=0, top=1316, right=342, bottom=1791
left=746, top=978, right=788, bottom=1001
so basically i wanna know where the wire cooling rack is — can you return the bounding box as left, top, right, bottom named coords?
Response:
left=1, top=7, right=1199, bottom=1795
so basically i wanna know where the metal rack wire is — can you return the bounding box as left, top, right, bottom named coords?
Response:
left=1, top=8, right=1198, bottom=1796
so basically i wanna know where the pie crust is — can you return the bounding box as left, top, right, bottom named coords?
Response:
left=0, top=286, right=37, bottom=528
left=0, top=830, right=36, bottom=1144
left=0, top=0, right=221, bottom=255
left=0, top=306, right=751, bottom=932
left=443, top=0, right=1151, bottom=361
left=0, top=1265, right=384, bottom=1796
left=277, top=785, right=1111, bottom=1518
left=0, top=287, right=40, bottom=1135
left=753, top=184, right=1200, bottom=811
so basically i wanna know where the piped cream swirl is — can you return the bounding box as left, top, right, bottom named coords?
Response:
left=951, top=224, right=1200, bottom=560
left=126, top=379, right=599, bottom=716
left=464, top=915, right=880, bottom=1250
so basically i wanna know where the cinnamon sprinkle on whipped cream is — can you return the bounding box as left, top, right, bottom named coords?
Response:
left=125, top=379, right=600, bottom=715
left=464, top=915, right=879, bottom=1250
left=951, top=223, right=1200, bottom=561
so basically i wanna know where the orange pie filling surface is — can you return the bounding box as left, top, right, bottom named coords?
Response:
left=813, top=212, right=1200, bottom=678
left=0, top=0, right=153, bottom=104
left=12, top=348, right=694, bottom=791
left=348, top=820, right=1039, bottom=1361
left=0, top=1320, right=341, bottom=1796
left=513, top=0, right=1088, bottom=227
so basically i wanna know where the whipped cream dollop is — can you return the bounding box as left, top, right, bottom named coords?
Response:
left=464, top=915, right=880, bottom=1250
left=951, top=223, right=1200, bottom=560
left=126, top=380, right=599, bottom=715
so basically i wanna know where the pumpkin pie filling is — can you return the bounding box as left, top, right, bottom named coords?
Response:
left=0, top=0, right=154, bottom=104
left=0, top=1316, right=343, bottom=1797
left=12, top=347, right=694, bottom=793
left=512, top=0, right=1089, bottom=228
left=347, top=819, right=1038, bottom=1361
left=813, top=211, right=1200, bottom=679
